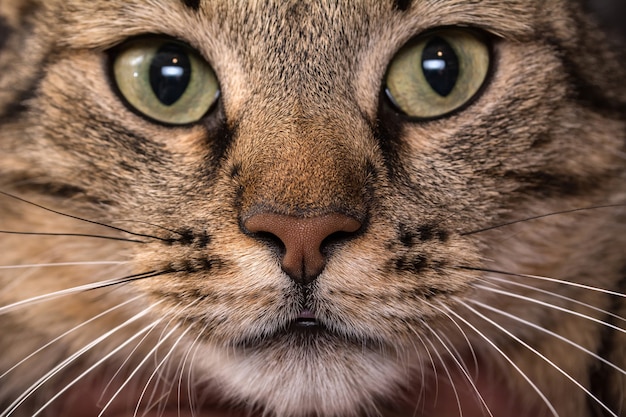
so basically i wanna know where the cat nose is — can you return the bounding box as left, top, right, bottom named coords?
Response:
left=244, top=213, right=362, bottom=285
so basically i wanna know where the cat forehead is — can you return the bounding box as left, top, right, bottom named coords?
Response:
left=52, top=0, right=540, bottom=52
left=40, top=0, right=557, bottom=119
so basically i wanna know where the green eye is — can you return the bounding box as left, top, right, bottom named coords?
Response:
left=385, top=29, right=490, bottom=120
left=112, top=38, right=219, bottom=125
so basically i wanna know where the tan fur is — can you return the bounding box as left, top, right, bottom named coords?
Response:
left=0, top=1, right=624, bottom=416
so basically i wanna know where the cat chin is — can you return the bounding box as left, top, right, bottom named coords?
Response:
left=192, top=332, right=540, bottom=417
left=53, top=341, right=406, bottom=417
left=200, top=338, right=409, bottom=417
left=55, top=342, right=533, bottom=417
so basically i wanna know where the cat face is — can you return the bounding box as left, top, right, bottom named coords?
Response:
left=0, top=1, right=624, bottom=416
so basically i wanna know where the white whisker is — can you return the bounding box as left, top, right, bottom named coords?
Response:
left=438, top=331, right=472, bottom=378
left=97, top=324, right=181, bottom=417
left=405, top=324, right=434, bottom=414
left=482, top=275, right=626, bottom=324
left=98, top=311, right=167, bottom=408
left=31, top=317, right=164, bottom=417
left=177, top=347, right=194, bottom=416
left=134, top=327, right=191, bottom=417
left=0, top=270, right=162, bottom=315
left=423, top=320, right=494, bottom=417
left=177, top=323, right=207, bottom=416
left=0, top=295, right=142, bottom=381
left=475, top=284, right=625, bottom=334
left=420, top=327, right=464, bottom=417
left=133, top=301, right=199, bottom=417
left=1, top=303, right=160, bottom=417
left=477, top=269, right=625, bottom=298
left=469, top=299, right=626, bottom=376
left=442, top=304, right=560, bottom=417
left=428, top=301, right=480, bottom=380
left=457, top=300, right=618, bottom=417
left=0, top=283, right=115, bottom=315
left=186, top=325, right=208, bottom=416
left=0, top=261, right=128, bottom=270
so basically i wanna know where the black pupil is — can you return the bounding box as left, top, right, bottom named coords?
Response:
left=149, top=44, right=192, bottom=106
left=421, top=37, right=459, bottom=97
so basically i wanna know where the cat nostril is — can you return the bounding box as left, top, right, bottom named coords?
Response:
left=244, top=213, right=362, bottom=285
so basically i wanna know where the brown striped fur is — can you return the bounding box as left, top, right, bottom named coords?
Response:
left=0, top=1, right=624, bottom=416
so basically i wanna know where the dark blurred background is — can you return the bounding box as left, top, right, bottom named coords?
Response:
left=589, top=0, right=626, bottom=40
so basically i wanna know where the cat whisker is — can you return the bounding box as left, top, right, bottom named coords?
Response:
left=184, top=324, right=210, bottom=416
left=427, top=302, right=480, bottom=380
left=455, top=299, right=619, bottom=417
left=176, top=323, right=207, bottom=416
left=2, top=303, right=161, bottom=417
left=438, top=330, right=473, bottom=379
left=0, top=190, right=170, bottom=242
left=133, top=326, right=191, bottom=417
left=481, top=275, right=626, bottom=324
left=0, top=269, right=173, bottom=315
left=423, top=318, right=495, bottom=417
left=459, top=204, right=626, bottom=236
left=0, top=229, right=148, bottom=243
left=97, top=324, right=182, bottom=417
left=97, top=311, right=173, bottom=409
left=458, top=266, right=626, bottom=298
left=31, top=317, right=164, bottom=417
left=0, top=261, right=128, bottom=270
left=0, top=295, right=143, bottom=381
left=132, top=300, right=199, bottom=416
left=474, top=285, right=625, bottom=334
left=406, top=324, right=436, bottom=413
left=419, top=327, right=464, bottom=417
left=441, top=304, right=560, bottom=417
left=468, top=299, right=625, bottom=376
left=111, top=219, right=184, bottom=237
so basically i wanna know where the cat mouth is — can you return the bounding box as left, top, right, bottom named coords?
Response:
left=236, top=306, right=388, bottom=351
left=293, top=308, right=319, bottom=327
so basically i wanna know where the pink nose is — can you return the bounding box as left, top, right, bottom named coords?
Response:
left=244, top=213, right=362, bottom=285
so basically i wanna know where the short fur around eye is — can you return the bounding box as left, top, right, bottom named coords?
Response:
left=0, top=1, right=624, bottom=417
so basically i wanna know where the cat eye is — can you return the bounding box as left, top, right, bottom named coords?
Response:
left=385, top=29, right=490, bottom=120
left=111, top=38, right=219, bottom=125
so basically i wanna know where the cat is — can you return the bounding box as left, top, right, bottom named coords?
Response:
left=0, top=0, right=624, bottom=416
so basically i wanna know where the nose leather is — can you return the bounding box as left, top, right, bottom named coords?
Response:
left=244, top=213, right=362, bottom=285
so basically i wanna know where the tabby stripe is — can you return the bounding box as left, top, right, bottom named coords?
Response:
left=0, top=71, right=42, bottom=123
left=545, top=37, right=626, bottom=117
left=182, top=0, right=200, bottom=12
left=0, top=44, right=55, bottom=124
left=502, top=170, right=613, bottom=199
left=6, top=182, right=97, bottom=203
left=393, top=0, right=412, bottom=12
left=562, top=55, right=626, bottom=116
left=0, top=16, right=11, bottom=52
left=374, top=91, right=410, bottom=181
left=189, top=104, right=232, bottom=188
